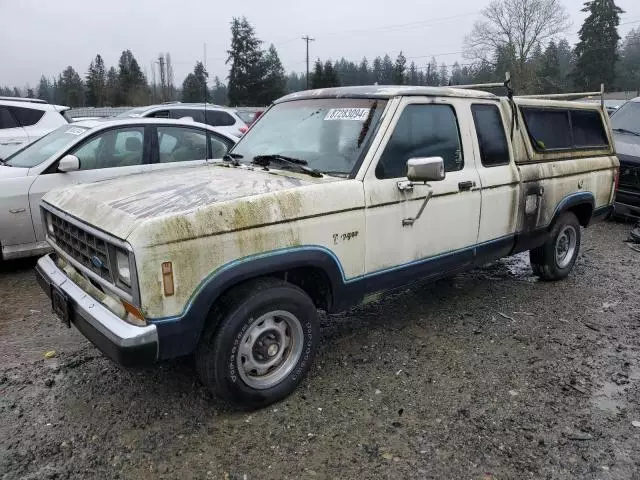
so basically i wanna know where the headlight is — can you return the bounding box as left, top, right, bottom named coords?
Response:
left=46, top=213, right=55, bottom=235
left=116, top=250, right=131, bottom=286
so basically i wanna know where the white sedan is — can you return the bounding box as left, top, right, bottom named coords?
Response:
left=0, top=118, right=236, bottom=260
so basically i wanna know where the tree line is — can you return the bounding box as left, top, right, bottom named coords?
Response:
left=1, top=0, right=639, bottom=107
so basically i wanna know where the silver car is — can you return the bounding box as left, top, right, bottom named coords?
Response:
left=0, top=118, right=236, bottom=260
left=117, top=103, right=249, bottom=138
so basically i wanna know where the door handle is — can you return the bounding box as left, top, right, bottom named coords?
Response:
left=458, top=180, right=476, bottom=191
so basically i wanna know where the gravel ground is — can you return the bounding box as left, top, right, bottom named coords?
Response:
left=1, top=221, right=640, bottom=480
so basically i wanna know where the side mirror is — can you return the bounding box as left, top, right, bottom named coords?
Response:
left=406, top=157, right=445, bottom=182
left=58, top=154, right=80, bottom=172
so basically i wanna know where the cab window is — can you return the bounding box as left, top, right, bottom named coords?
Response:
left=376, top=104, right=463, bottom=179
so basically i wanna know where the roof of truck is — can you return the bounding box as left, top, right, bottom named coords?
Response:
left=275, top=85, right=498, bottom=103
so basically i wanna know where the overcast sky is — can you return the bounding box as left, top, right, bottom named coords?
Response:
left=1, top=0, right=639, bottom=88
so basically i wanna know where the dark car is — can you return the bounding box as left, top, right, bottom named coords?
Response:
left=611, top=97, right=640, bottom=219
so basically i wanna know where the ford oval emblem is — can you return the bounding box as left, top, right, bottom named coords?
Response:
left=90, top=255, right=104, bottom=269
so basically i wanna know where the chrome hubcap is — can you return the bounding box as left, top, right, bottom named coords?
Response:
left=237, top=311, right=304, bottom=390
left=555, top=225, right=577, bottom=269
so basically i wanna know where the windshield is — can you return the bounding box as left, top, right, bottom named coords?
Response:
left=611, top=101, right=640, bottom=135
left=117, top=106, right=152, bottom=118
left=230, top=98, right=387, bottom=176
left=5, top=125, right=89, bottom=168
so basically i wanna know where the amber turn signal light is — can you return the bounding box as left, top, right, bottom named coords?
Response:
left=162, top=262, right=174, bottom=296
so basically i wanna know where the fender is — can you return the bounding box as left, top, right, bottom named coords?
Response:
left=149, top=246, right=347, bottom=359
left=549, top=191, right=595, bottom=227
left=511, top=191, right=595, bottom=255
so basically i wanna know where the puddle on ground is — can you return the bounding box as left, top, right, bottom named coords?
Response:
left=591, top=364, right=640, bottom=413
left=477, top=253, right=537, bottom=282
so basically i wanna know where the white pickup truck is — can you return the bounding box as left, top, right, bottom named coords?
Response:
left=36, top=85, right=618, bottom=408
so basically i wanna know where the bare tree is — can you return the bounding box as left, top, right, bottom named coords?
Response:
left=464, top=0, right=570, bottom=89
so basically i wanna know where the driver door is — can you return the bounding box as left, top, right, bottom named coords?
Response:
left=362, top=97, right=481, bottom=286
left=28, top=126, right=148, bottom=242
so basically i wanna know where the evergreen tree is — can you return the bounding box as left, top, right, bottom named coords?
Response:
left=86, top=54, right=107, bottom=106
left=557, top=38, right=574, bottom=91
left=425, top=58, right=438, bottom=86
left=372, top=57, right=383, bottom=84
left=539, top=41, right=561, bottom=93
left=450, top=62, right=464, bottom=85
left=258, top=44, right=286, bottom=104
left=57, top=66, right=85, bottom=107
left=616, top=28, right=640, bottom=93
left=105, top=67, right=119, bottom=106
left=393, top=51, right=407, bottom=85
left=118, top=49, right=147, bottom=105
left=182, top=61, right=208, bottom=102
left=211, top=76, right=229, bottom=104
left=357, top=58, right=370, bottom=85
left=37, top=76, right=53, bottom=102
left=26, top=88, right=34, bottom=98
left=381, top=55, right=394, bottom=84
left=572, top=0, right=624, bottom=90
left=12, top=87, right=21, bottom=97
left=310, top=59, right=324, bottom=89
left=227, top=17, right=264, bottom=106
left=408, top=62, right=419, bottom=86
left=438, top=63, right=449, bottom=86
left=323, top=60, right=340, bottom=87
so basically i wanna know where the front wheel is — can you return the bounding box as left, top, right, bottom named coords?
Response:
left=196, top=278, right=319, bottom=408
left=530, top=211, right=581, bottom=281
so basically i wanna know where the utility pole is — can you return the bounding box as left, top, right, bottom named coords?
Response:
left=302, top=35, right=315, bottom=89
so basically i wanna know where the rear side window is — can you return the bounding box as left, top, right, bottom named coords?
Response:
left=0, top=107, right=19, bottom=129
left=148, top=110, right=169, bottom=118
left=571, top=110, right=608, bottom=147
left=10, top=106, right=45, bottom=127
left=170, top=109, right=205, bottom=123
left=521, top=107, right=609, bottom=152
left=204, top=110, right=236, bottom=127
left=471, top=104, right=510, bottom=167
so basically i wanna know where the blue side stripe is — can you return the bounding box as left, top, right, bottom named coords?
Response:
left=149, top=234, right=514, bottom=324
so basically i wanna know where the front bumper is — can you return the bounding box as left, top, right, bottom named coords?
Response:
left=36, top=254, right=158, bottom=367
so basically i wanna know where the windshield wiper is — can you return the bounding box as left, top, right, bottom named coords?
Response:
left=252, top=154, right=323, bottom=178
left=223, top=152, right=243, bottom=166
left=613, top=128, right=640, bottom=137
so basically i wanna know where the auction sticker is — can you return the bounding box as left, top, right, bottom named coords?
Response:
left=324, top=108, right=370, bottom=121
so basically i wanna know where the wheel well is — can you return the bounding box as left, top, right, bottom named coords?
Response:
left=213, top=267, right=333, bottom=314
left=566, top=203, right=593, bottom=227
left=271, top=267, right=333, bottom=311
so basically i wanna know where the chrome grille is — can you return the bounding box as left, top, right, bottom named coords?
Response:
left=49, top=213, right=113, bottom=282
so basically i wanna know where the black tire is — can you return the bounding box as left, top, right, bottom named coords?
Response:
left=529, top=211, right=581, bottom=281
left=196, top=277, right=319, bottom=409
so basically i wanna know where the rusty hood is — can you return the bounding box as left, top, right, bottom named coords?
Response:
left=42, top=163, right=332, bottom=242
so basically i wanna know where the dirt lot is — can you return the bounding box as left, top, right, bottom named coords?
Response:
left=1, top=221, right=640, bottom=480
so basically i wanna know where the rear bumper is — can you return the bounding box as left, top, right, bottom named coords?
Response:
left=36, top=254, right=158, bottom=367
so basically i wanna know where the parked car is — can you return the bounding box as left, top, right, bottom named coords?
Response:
left=36, top=86, right=617, bottom=408
left=0, top=118, right=236, bottom=260
left=0, top=97, right=70, bottom=160
left=235, top=107, right=265, bottom=126
left=610, top=97, right=640, bottom=219
left=118, top=103, right=249, bottom=138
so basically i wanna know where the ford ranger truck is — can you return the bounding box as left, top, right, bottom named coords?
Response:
left=36, top=86, right=618, bottom=408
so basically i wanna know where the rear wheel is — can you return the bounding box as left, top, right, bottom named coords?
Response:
left=530, top=211, right=581, bottom=281
left=196, top=278, right=319, bottom=408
